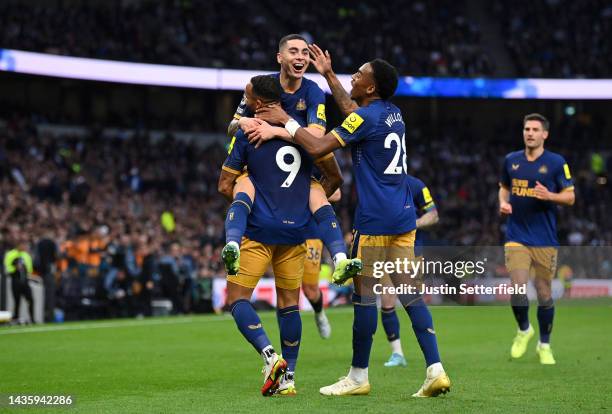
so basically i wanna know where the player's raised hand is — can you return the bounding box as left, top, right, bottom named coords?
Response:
left=499, top=201, right=513, bottom=215
left=246, top=121, right=275, bottom=148
left=255, top=104, right=290, bottom=126
left=308, top=43, right=333, bottom=75
left=239, top=117, right=263, bottom=135
left=534, top=181, right=551, bottom=200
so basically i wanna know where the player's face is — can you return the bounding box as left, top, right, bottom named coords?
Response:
left=244, top=83, right=257, bottom=111
left=523, top=120, right=548, bottom=149
left=277, top=39, right=310, bottom=79
left=350, top=63, right=376, bottom=101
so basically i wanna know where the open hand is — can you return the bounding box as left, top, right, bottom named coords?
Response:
left=255, top=104, right=290, bottom=125
left=246, top=121, right=275, bottom=148
left=308, top=43, right=333, bottom=75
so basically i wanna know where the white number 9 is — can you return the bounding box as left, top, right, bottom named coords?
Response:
left=276, top=146, right=302, bottom=187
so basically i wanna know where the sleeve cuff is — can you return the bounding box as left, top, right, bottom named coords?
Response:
left=308, top=123, right=327, bottom=131
left=561, top=185, right=575, bottom=193
left=315, top=153, right=335, bottom=162
left=331, top=130, right=346, bottom=147
left=233, top=114, right=241, bottom=120
left=222, top=165, right=242, bottom=175
left=499, top=182, right=510, bottom=190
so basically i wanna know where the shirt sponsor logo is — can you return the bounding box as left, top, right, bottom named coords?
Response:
left=341, top=112, right=364, bottom=134
left=317, top=104, right=326, bottom=121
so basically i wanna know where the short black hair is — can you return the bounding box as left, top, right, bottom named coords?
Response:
left=279, top=34, right=308, bottom=51
left=250, top=75, right=283, bottom=102
left=369, top=59, right=398, bottom=100
left=523, top=113, right=550, bottom=131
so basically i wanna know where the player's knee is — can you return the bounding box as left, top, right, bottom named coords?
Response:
left=309, top=186, right=329, bottom=213
left=302, top=283, right=319, bottom=301
left=397, top=293, right=421, bottom=308
left=276, top=287, right=300, bottom=308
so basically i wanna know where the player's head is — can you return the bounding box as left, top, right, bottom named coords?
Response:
left=277, top=34, right=310, bottom=80
left=350, top=59, right=398, bottom=102
left=245, top=75, right=283, bottom=111
left=523, top=113, right=549, bottom=149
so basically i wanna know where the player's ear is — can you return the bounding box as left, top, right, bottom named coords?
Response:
left=277, top=52, right=282, bottom=64
left=543, top=130, right=549, bottom=140
left=366, top=84, right=376, bottom=95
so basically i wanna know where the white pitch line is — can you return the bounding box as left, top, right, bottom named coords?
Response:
left=0, top=316, right=232, bottom=336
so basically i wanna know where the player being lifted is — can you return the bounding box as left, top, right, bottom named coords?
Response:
left=251, top=45, right=451, bottom=397
left=222, top=34, right=357, bottom=339
left=499, top=113, right=575, bottom=365
left=380, top=175, right=439, bottom=368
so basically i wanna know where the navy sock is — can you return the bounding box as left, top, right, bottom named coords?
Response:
left=405, top=297, right=441, bottom=367
left=352, top=294, right=378, bottom=368
left=307, top=291, right=323, bottom=314
left=313, top=205, right=346, bottom=258
left=511, top=294, right=530, bottom=331
left=381, top=307, right=400, bottom=342
left=277, top=305, right=302, bottom=372
left=230, top=299, right=271, bottom=353
left=225, top=192, right=252, bottom=245
left=537, top=299, right=554, bottom=343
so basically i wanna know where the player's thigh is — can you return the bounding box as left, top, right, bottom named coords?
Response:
left=308, top=180, right=329, bottom=213
left=272, top=244, right=306, bottom=291
left=233, top=172, right=255, bottom=201
left=531, top=247, right=558, bottom=282
left=505, top=242, right=532, bottom=284
left=227, top=237, right=272, bottom=291
left=387, top=231, right=418, bottom=286
left=303, top=238, right=323, bottom=286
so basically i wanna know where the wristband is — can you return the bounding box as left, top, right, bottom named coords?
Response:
left=285, top=118, right=301, bottom=138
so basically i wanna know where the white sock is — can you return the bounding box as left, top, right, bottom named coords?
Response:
left=427, top=362, right=444, bottom=377
left=333, top=252, right=347, bottom=267
left=538, top=341, right=550, bottom=348
left=227, top=240, right=240, bottom=249
left=348, top=366, right=368, bottom=383
left=390, top=339, right=403, bottom=356
left=519, top=324, right=531, bottom=334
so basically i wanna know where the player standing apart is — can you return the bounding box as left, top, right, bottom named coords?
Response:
left=499, top=113, right=575, bottom=365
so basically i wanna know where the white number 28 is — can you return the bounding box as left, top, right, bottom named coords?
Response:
left=276, top=146, right=302, bottom=187
left=383, top=133, right=407, bottom=174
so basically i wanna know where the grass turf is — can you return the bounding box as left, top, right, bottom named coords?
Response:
left=1, top=301, right=610, bottom=413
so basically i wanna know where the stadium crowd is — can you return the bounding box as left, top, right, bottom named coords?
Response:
left=0, top=0, right=492, bottom=76
left=1, top=110, right=610, bottom=321
left=493, top=0, right=612, bottom=78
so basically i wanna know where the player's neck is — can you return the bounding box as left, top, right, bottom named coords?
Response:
left=358, top=96, right=381, bottom=107
left=280, top=71, right=302, bottom=94
left=524, top=146, right=545, bottom=161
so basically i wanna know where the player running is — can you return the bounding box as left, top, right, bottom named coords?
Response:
left=251, top=44, right=451, bottom=397
left=218, top=75, right=360, bottom=396
left=221, top=34, right=354, bottom=340
left=499, top=113, right=575, bottom=365
left=380, top=175, right=439, bottom=368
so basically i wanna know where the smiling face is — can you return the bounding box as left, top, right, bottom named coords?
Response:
left=277, top=38, right=310, bottom=79
left=349, top=62, right=377, bottom=102
left=523, top=120, right=548, bottom=150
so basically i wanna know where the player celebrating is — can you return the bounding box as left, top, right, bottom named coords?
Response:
left=218, top=75, right=360, bottom=396
left=499, top=113, right=575, bottom=365
left=380, top=175, right=439, bottom=368
left=222, top=34, right=349, bottom=340
left=252, top=45, right=451, bottom=397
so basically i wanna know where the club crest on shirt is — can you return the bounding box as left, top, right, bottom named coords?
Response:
left=511, top=163, right=520, bottom=170
left=296, top=99, right=307, bottom=111
left=538, top=165, right=548, bottom=174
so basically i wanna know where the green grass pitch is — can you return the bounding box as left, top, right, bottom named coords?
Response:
left=1, top=301, right=610, bottom=413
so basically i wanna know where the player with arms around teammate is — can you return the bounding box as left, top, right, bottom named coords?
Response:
left=222, top=34, right=357, bottom=339
left=252, top=46, right=451, bottom=397
left=380, top=175, right=439, bottom=368
left=499, top=113, right=575, bottom=365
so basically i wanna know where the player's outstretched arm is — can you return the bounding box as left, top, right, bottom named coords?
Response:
left=309, top=44, right=358, bottom=117
left=314, top=154, right=343, bottom=197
